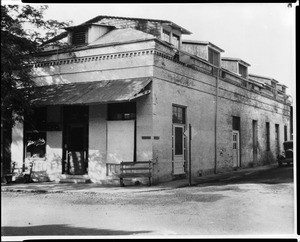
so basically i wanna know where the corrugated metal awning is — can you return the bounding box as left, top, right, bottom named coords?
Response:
left=30, top=77, right=151, bottom=106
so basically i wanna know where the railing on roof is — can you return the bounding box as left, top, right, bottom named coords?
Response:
left=277, top=93, right=285, bottom=103
left=220, top=70, right=247, bottom=87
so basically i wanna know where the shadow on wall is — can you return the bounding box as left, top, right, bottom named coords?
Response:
left=2, top=224, right=151, bottom=236
left=32, top=67, right=71, bottom=85
left=47, top=153, right=63, bottom=181
left=88, top=150, right=107, bottom=182
left=30, top=153, right=62, bottom=182
left=261, top=151, right=276, bottom=165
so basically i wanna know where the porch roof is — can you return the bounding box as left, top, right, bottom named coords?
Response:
left=30, top=77, right=152, bottom=106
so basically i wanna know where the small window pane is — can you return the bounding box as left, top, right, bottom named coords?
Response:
left=172, top=105, right=186, bottom=124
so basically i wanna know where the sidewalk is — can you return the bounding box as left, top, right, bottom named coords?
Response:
left=1, top=164, right=278, bottom=194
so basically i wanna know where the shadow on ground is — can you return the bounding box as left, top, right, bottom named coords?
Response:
left=2, top=224, right=151, bottom=236
left=197, top=166, right=294, bottom=187
left=2, top=182, right=152, bottom=193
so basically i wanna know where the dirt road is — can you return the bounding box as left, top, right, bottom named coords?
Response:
left=1, top=166, right=294, bottom=237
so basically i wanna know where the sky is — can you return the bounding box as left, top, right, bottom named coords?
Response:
left=20, top=3, right=298, bottom=100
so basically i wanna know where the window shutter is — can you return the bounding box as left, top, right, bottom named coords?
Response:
left=72, top=28, right=87, bottom=45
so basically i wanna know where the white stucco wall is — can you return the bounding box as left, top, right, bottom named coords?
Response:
left=11, top=122, right=24, bottom=168
left=88, top=104, right=107, bottom=182
left=44, top=131, right=63, bottom=181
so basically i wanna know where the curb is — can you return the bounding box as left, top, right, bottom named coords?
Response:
left=1, top=188, right=64, bottom=194
left=1, top=164, right=278, bottom=194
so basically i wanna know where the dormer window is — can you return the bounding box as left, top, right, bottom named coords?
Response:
left=172, top=34, right=180, bottom=49
left=238, top=63, right=247, bottom=78
left=208, top=47, right=220, bottom=67
left=271, top=81, right=276, bottom=88
left=72, top=27, right=88, bottom=45
left=162, top=29, right=170, bottom=42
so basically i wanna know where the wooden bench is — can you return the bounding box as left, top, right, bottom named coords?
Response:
left=119, top=160, right=152, bottom=187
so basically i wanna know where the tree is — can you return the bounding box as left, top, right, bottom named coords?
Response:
left=1, top=5, right=71, bottom=175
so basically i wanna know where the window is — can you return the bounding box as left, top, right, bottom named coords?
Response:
left=208, top=48, right=220, bottom=67
left=107, top=102, right=136, bottom=120
left=172, top=34, right=180, bottom=49
left=162, top=29, right=170, bottom=43
left=271, top=81, right=276, bottom=89
left=172, top=105, right=186, bottom=124
left=25, top=132, right=46, bottom=159
left=282, top=86, right=286, bottom=94
left=266, top=122, right=270, bottom=151
left=284, top=125, right=287, bottom=141
left=72, top=27, right=87, bottom=45
left=24, top=107, right=47, bottom=159
left=238, top=63, right=247, bottom=78
left=232, top=116, right=240, bottom=131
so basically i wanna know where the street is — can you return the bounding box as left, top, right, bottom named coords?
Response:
left=1, top=165, right=294, bottom=237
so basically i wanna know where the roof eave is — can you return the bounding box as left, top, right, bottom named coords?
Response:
left=182, top=40, right=224, bottom=52
left=222, top=57, right=251, bottom=67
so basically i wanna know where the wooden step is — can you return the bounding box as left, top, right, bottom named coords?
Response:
left=59, top=177, right=91, bottom=184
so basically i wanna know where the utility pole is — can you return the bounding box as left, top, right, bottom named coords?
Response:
left=188, top=123, right=192, bottom=186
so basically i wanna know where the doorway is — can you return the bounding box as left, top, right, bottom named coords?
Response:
left=232, top=130, right=240, bottom=167
left=63, top=106, right=88, bottom=175
left=172, top=105, right=186, bottom=175
left=172, top=124, right=186, bottom=175
left=275, top=124, right=280, bottom=155
left=252, top=120, right=258, bottom=163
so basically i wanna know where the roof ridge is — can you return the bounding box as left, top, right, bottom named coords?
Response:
left=81, top=15, right=171, bottom=25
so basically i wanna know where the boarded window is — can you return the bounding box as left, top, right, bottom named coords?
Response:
left=72, top=27, right=87, bottom=45
left=238, top=63, right=247, bottom=78
left=172, top=105, right=186, bottom=124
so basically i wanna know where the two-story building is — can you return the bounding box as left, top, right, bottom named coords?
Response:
left=10, top=15, right=291, bottom=184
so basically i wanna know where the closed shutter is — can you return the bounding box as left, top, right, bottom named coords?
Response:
left=72, top=28, right=87, bottom=45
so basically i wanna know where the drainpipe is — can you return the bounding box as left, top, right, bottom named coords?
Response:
left=214, top=67, right=220, bottom=174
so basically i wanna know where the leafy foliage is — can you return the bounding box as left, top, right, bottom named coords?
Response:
left=1, top=5, right=71, bottom=127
